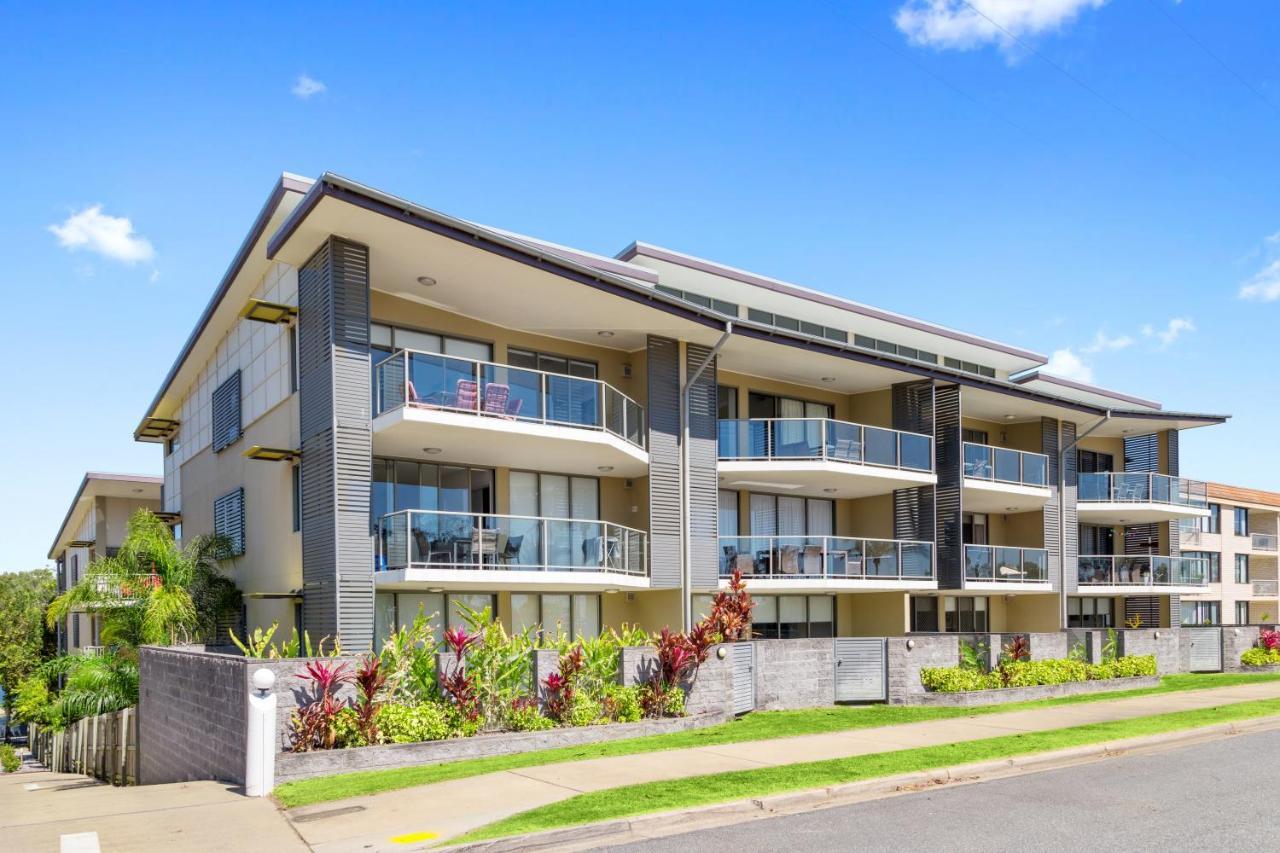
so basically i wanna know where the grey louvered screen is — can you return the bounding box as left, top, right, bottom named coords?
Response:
left=1167, top=430, right=1181, bottom=558
left=731, top=642, right=756, bottom=715
left=686, top=343, right=720, bottom=588
left=211, top=370, right=242, bottom=452
left=297, top=237, right=374, bottom=649
left=647, top=336, right=681, bottom=588
left=1186, top=627, right=1222, bottom=672
left=892, top=381, right=935, bottom=543
left=835, top=638, right=887, bottom=701
left=934, top=384, right=963, bottom=588
left=1041, top=417, right=1061, bottom=587
left=1062, top=421, right=1079, bottom=593
left=1125, top=596, right=1160, bottom=629
left=213, top=487, right=245, bottom=556
left=1123, top=433, right=1160, bottom=556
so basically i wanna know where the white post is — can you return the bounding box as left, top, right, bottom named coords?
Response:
left=245, top=668, right=277, bottom=797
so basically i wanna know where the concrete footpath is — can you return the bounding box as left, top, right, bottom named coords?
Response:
left=286, top=680, right=1280, bottom=851
left=0, top=766, right=307, bottom=852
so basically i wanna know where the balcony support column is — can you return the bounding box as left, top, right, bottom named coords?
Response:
left=1057, top=411, right=1110, bottom=631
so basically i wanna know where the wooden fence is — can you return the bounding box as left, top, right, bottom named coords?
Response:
left=30, top=707, right=137, bottom=785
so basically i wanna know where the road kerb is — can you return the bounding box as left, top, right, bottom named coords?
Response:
left=436, top=713, right=1280, bottom=853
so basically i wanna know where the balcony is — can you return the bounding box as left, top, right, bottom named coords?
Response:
left=718, top=535, right=935, bottom=590
left=1077, top=473, right=1210, bottom=525
left=963, top=544, right=1050, bottom=588
left=372, top=349, right=648, bottom=478
left=1253, top=580, right=1279, bottom=598
left=1076, top=554, right=1209, bottom=593
left=717, top=418, right=935, bottom=499
left=1252, top=533, right=1278, bottom=553
left=375, top=509, right=649, bottom=591
left=962, top=443, right=1052, bottom=514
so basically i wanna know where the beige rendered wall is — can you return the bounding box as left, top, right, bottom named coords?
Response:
left=840, top=592, right=909, bottom=636
left=1003, top=593, right=1060, bottom=632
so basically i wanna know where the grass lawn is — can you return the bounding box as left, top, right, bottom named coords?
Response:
left=455, top=697, right=1280, bottom=843
left=273, top=671, right=1279, bottom=809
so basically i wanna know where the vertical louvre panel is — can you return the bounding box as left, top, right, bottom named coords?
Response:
left=1041, top=417, right=1061, bottom=587
left=834, top=638, right=887, bottom=701
left=1186, top=626, right=1222, bottom=671
left=933, top=384, right=962, bottom=588
left=298, top=237, right=374, bottom=648
left=1126, top=596, right=1160, bottom=628
left=892, top=381, right=935, bottom=543
left=1062, top=421, right=1079, bottom=593
left=211, top=370, right=242, bottom=452
left=647, top=336, right=681, bottom=588
left=1124, top=433, right=1160, bottom=556
left=1167, top=429, right=1181, bottom=558
left=686, top=344, right=719, bottom=588
left=213, top=487, right=245, bottom=556
left=731, top=642, right=755, bottom=714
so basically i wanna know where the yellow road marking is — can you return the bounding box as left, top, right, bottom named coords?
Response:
left=391, top=831, right=440, bottom=844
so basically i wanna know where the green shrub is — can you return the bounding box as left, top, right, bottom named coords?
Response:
left=505, top=701, right=555, bottom=732
left=0, top=744, right=19, bottom=774
left=602, top=684, right=643, bottom=723
left=375, top=702, right=453, bottom=743
left=922, top=655, right=1155, bottom=693
left=920, top=667, right=999, bottom=693
left=329, top=707, right=368, bottom=748
left=1241, top=647, right=1280, bottom=667
left=1000, top=659, right=1088, bottom=687
left=12, top=676, right=62, bottom=729
left=569, top=693, right=605, bottom=727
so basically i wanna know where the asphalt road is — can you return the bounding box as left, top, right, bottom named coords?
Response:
left=606, top=729, right=1280, bottom=853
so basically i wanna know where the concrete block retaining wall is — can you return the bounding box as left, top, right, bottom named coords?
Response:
left=752, top=639, right=836, bottom=710
left=1116, top=629, right=1180, bottom=675
left=684, top=644, right=734, bottom=716
left=902, top=675, right=1161, bottom=707
left=888, top=635, right=959, bottom=704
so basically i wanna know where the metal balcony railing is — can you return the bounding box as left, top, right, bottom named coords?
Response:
left=717, top=418, right=933, bottom=473
left=718, top=535, right=934, bottom=580
left=376, top=509, right=648, bottom=576
left=373, top=349, right=646, bottom=450
left=1076, top=555, right=1208, bottom=587
left=962, top=443, right=1049, bottom=488
left=1252, top=533, right=1278, bottom=552
left=1078, top=472, right=1207, bottom=508
left=964, top=544, right=1049, bottom=582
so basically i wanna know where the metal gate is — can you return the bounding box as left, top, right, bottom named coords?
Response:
left=731, top=642, right=756, bottom=715
left=1187, top=627, right=1223, bottom=672
left=834, top=638, right=888, bottom=702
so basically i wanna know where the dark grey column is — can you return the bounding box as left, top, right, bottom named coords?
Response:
left=892, top=380, right=936, bottom=544
left=297, top=236, right=374, bottom=649
left=1041, top=417, right=1062, bottom=590
left=933, top=384, right=963, bottom=588
left=1166, top=429, right=1181, bottom=558
left=646, top=335, right=681, bottom=588
left=686, top=343, right=720, bottom=589
left=1123, top=434, right=1160, bottom=556
left=1062, top=420, right=1079, bottom=596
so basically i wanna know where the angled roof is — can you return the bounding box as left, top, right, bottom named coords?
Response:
left=48, top=472, right=162, bottom=560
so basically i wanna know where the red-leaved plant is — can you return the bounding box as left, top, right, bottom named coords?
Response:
left=353, top=654, right=388, bottom=745
left=707, top=569, right=755, bottom=641
left=291, top=660, right=353, bottom=752
left=1260, top=629, right=1280, bottom=652
left=543, top=644, right=587, bottom=723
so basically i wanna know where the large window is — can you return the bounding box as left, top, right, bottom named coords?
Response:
left=375, top=591, right=497, bottom=648
left=751, top=595, right=834, bottom=639
left=1181, top=600, right=1221, bottom=626
left=747, top=391, right=832, bottom=420
left=1196, top=504, right=1221, bottom=534
left=510, top=593, right=601, bottom=640
left=1234, top=507, right=1250, bottom=537
left=943, top=596, right=989, bottom=632
left=371, top=459, right=494, bottom=523
left=1183, top=551, right=1220, bottom=583
left=1077, top=450, right=1114, bottom=474
left=746, top=493, right=834, bottom=537
left=508, top=347, right=597, bottom=379
left=910, top=596, right=938, bottom=632
left=1079, top=524, right=1115, bottom=556
left=1067, top=597, right=1113, bottom=628
left=1235, top=554, right=1250, bottom=584
left=1237, top=601, right=1251, bottom=626
left=717, top=385, right=738, bottom=420
left=962, top=513, right=988, bottom=546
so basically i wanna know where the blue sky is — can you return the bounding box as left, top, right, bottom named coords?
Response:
left=2, top=1, right=1278, bottom=570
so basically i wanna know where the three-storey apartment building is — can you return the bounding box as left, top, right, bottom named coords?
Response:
left=132, top=172, right=1227, bottom=648
left=48, top=472, right=162, bottom=653
left=1178, top=482, right=1280, bottom=626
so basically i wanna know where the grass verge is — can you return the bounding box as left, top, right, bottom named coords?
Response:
left=455, top=697, right=1280, bottom=843
left=273, top=672, right=1279, bottom=808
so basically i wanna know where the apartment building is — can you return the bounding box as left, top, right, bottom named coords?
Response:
left=48, top=472, right=163, bottom=653
left=1178, top=483, right=1280, bottom=626
left=131, top=172, right=1227, bottom=649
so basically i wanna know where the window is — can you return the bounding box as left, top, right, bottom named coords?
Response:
left=211, top=371, right=242, bottom=452
left=165, top=434, right=182, bottom=457
left=1079, top=524, right=1115, bottom=556
left=371, top=458, right=495, bottom=523
left=508, top=347, right=597, bottom=379
left=288, top=325, right=299, bottom=393
left=1237, top=601, right=1251, bottom=626
left=1235, top=508, right=1249, bottom=537
left=1181, top=600, right=1220, bottom=626
left=961, top=428, right=988, bottom=444
left=291, top=465, right=301, bottom=533
left=962, top=513, right=988, bottom=546
left=717, top=385, right=738, bottom=420
left=509, top=471, right=600, bottom=567
left=910, top=596, right=939, bottom=632
left=1077, top=450, right=1114, bottom=474
left=171, top=522, right=183, bottom=544
left=511, top=593, right=602, bottom=640
left=657, top=285, right=738, bottom=317
left=1067, top=597, right=1113, bottom=628
left=750, top=595, right=835, bottom=639
left=73, top=615, right=80, bottom=648
left=1235, top=554, right=1249, bottom=584
left=747, top=391, right=832, bottom=420
left=1196, top=504, right=1221, bottom=534
left=746, top=493, right=833, bottom=537
left=213, top=487, right=246, bottom=556
left=719, top=490, right=739, bottom=537
left=943, top=596, right=989, bottom=632
left=1183, top=551, right=1220, bottom=583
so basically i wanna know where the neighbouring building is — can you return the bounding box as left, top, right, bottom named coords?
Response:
left=1178, top=482, right=1280, bottom=626
left=129, top=172, right=1228, bottom=649
left=48, top=472, right=163, bottom=654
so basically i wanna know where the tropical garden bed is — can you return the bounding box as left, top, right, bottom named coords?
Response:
left=1240, top=629, right=1280, bottom=671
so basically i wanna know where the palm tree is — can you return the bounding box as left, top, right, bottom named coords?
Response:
left=47, top=509, right=241, bottom=651
left=38, top=654, right=139, bottom=721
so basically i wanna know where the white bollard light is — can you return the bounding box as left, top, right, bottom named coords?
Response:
left=245, top=668, right=277, bottom=797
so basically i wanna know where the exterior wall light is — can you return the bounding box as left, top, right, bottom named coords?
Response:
left=716, top=647, right=727, bottom=660
left=906, top=639, right=916, bottom=650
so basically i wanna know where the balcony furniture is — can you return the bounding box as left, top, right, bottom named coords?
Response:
left=997, top=563, right=1023, bottom=578
left=455, top=379, right=479, bottom=411
left=505, top=398, right=523, bottom=418
left=755, top=550, right=773, bottom=574
left=827, top=550, right=848, bottom=575
left=1116, top=480, right=1142, bottom=502
left=968, top=459, right=991, bottom=479
left=581, top=535, right=621, bottom=567
left=779, top=546, right=800, bottom=575
left=497, top=534, right=524, bottom=566
left=802, top=544, right=823, bottom=575
left=482, top=383, right=510, bottom=416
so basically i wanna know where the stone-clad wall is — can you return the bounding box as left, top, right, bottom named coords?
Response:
left=685, top=644, right=734, bottom=716
left=753, top=639, right=835, bottom=710
left=1121, top=628, right=1181, bottom=674
left=888, top=635, right=958, bottom=704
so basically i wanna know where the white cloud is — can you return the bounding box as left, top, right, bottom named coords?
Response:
left=1240, top=259, right=1280, bottom=302
left=894, top=0, right=1108, bottom=53
left=1080, top=329, right=1134, bottom=354
left=1142, top=317, right=1196, bottom=348
left=48, top=205, right=155, bottom=264
left=292, top=74, right=326, bottom=99
left=1043, top=348, right=1093, bottom=383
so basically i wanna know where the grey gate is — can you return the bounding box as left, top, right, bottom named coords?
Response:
left=834, top=638, right=888, bottom=702
left=731, top=642, right=756, bottom=715
left=1187, top=628, right=1223, bottom=672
